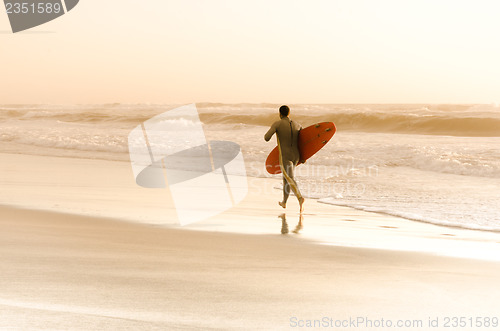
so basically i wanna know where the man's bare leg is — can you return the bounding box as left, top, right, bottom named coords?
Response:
left=299, top=197, right=304, bottom=214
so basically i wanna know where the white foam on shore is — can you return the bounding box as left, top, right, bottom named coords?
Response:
left=318, top=198, right=500, bottom=233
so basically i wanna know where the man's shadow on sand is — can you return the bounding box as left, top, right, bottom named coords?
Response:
left=279, top=213, right=303, bottom=235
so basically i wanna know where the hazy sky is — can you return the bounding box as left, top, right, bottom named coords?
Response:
left=1, top=0, right=499, bottom=104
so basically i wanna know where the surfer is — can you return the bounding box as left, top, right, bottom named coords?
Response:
left=264, top=105, right=305, bottom=213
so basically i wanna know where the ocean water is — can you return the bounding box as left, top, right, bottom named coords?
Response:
left=1, top=103, right=499, bottom=231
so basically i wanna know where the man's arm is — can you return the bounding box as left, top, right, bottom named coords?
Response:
left=264, top=122, right=278, bottom=141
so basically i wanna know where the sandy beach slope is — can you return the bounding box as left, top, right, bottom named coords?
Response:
left=1, top=206, right=500, bottom=330
left=1, top=152, right=500, bottom=330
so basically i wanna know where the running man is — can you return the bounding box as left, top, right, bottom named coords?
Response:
left=264, top=105, right=305, bottom=212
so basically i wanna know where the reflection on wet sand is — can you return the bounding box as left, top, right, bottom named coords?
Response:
left=279, top=213, right=304, bottom=235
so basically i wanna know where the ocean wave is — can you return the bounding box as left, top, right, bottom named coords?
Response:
left=199, top=111, right=500, bottom=137
left=1, top=102, right=498, bottom=136
left=333, top=112, right=500, bottom=137
left=0, top=104, right=178, bottom=125
left=16, top=110, right=152, bottom=124
left=2, top=103, right=499, bottom=136
left=317, top=198, right=500, bottom=233
left=391, top=147, right=500, bottom=178
left=0, top=121, right=129, bottom=155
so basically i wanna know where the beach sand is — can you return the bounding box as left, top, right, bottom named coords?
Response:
left=1, top=153, right=500, bottom=330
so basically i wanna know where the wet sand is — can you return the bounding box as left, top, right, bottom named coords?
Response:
left=1, top=153, right=500, bottom=329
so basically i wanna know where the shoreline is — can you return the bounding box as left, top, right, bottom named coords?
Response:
left=1, top=148, right=498, bottom=234
left=2, top=205, right=500, bottom=330
left=1, top=152, right=500, bottom=261
left=318, top=199, right=500, bottom=234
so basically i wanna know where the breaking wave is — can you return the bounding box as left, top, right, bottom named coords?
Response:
left=199, top=111, right=500, bottom=137
left=2, top=103, right=499, bottom=136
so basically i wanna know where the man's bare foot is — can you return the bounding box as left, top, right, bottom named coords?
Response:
left=279, top=201, right=286, bottom=209
left=298, top=197, right=305, bottom=213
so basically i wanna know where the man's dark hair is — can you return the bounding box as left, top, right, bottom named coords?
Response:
left=279, top=105, right=290, bottom=117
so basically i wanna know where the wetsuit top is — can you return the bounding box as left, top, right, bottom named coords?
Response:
left=264, top=117, right=302, bottom=164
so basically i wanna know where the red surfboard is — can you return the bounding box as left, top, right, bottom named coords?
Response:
left=265, top=122, right=336, bottom=174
